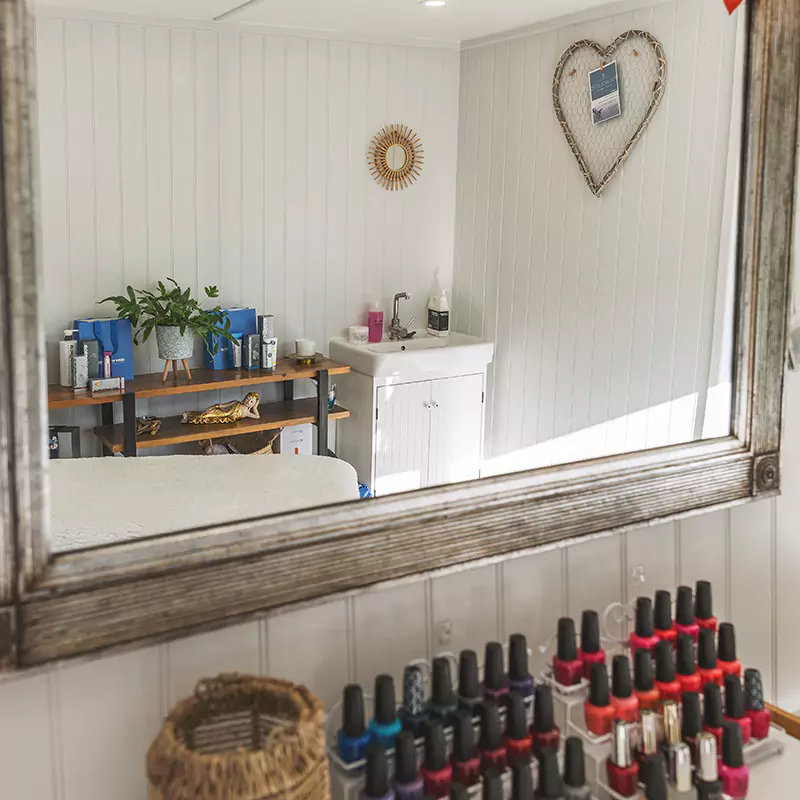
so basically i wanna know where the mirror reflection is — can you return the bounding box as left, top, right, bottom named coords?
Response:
left=40, top=0, right=743, bottom=551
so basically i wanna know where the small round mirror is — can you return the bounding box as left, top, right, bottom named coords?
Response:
left=386, top=144, right=407, bottom=171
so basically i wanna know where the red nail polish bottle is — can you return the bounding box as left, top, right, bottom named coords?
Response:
left=477, top=698, right=506, bottom=773
left=675, top=586, right=700, bottom=643
left=503, top=692, right=533, bottom=765
left=606, top=719, right=639, bottom=797
left=421, top=720, right=453, bottom=798
left=633, top=648, right=661, bottom=711
left=584, top=662, right=615, bottom=737
left=694, top=580, right=718, bottom=633
left=578, top=609, right=606, bottom=680
left=450, top=710, right=481, bottom=786
left=629, top=597, right=661, bottom=655
left=654, top=640, right=682, bottom=704
left=531, top=684, right=560, bottom=756
left=681, top=690, right=702, bottom=758
left=610, top=654, right=639, bottom=723
left=723, top=674, right=752, bottom=745
left=703, top=683, right=724, bottom=750
left=482, top=642, right=509, bottom=700
left=744, top=668, right=772, bottom=740
left=654, top=590, right=677, bottom=646
left=697, top=628, right=724, bottom=687
left=675, top=633, right=703, bottom=694
left=552, top=618, right=583, bottom=686
left=717, top=623, right=742, bottom=678
left=719, top=721, right=749, bottom=800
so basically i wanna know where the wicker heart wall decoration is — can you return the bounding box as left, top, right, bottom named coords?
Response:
left=552, top=30, right=666, bottom=197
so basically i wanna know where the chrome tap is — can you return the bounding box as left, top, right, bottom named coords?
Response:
left=389, top=293, right=416, bottom=340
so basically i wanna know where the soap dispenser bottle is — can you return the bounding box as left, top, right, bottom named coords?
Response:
left=59, top=329, right=79, bottom=387
left=427, top=275, right=450, bottom=338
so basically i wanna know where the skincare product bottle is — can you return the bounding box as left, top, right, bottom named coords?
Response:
left=394, top=731, right=424, bottom=800
left=80, top=339, right=101, bottom=380
left=59, top=329, right=79, bottom=387
left=369, top=674, right=402, bottom=748
left=427, top=277, right=450, bottom=338
left=562, top=737, right=591, bottom=800
left=361, top=742, right=394, bottom=800
left=368, top=302, right=384, bottom=344
left=229, top=333, right=243, bottom=369
left=578, top=610, right=605, bottom=680
left=70, top=352, right=89, bottom=391
left=337, top=684, right=371, bottom=763
left=259, top=315, right=278, bottom=370
left=399, top=664, right=429, bottom=738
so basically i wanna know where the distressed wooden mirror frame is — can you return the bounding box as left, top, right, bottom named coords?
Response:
left=0, top=0, right=797, bottom=669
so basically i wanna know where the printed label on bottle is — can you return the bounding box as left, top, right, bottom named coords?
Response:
left=428, top=309, right=449, bottom=332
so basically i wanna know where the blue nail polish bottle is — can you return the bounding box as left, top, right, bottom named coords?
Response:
left=369, top=674, right=402, bottom=748
left=338, top=684, right=371, bottom=763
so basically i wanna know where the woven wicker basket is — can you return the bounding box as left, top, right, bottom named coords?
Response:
left=146, top=673, right=330, bottom=800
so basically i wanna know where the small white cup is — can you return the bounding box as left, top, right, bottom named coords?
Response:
left=295, top=339, right=315, bottom=357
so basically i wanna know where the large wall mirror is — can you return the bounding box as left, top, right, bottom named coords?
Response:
left=0, top=0, right=796, bottom=668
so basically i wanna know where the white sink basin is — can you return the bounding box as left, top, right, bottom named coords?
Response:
left=330, top=332, right=493, bottom=378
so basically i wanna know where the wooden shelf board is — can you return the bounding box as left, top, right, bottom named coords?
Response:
left=92, top=400, right=349, bottom=453
left=48, top=386, right=124, bottom=409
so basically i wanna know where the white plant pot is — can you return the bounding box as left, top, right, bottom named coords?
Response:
left=156, top=326, right=195, bottom=360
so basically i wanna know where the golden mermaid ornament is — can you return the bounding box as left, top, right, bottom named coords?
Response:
left=181, top=392, right=260, bottom=425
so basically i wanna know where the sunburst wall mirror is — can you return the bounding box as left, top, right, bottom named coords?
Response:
left=368, top=124, right=424, bottom=191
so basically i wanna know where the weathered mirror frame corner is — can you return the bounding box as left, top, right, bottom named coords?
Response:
left=0, top=0, right=797, bottom=670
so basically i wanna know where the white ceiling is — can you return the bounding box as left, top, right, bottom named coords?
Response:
left=34, top=0, right=621, bottom=44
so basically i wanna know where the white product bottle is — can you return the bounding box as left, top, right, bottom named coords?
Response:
left=59, top=329, right=78, bottom=387
left=426, top=277, right=450, bottom=338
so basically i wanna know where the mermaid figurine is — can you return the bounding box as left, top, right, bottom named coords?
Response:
left=181, top=392, right=260, bottom=425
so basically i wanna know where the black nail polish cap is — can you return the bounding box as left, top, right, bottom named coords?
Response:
left=536, top=751, right=564, bottom=799
left=556, top=618, right=578, bottom=661
left=424, top=719, right=447, bottom=771
left=682, top=691, right=702, bottom=739
left=432, top=657, right=455, bottom=707
left=563, top=737, right=586, bottom=788
left=695, top=580, right=713, bottom=620
left=450, top=785, right=469, bottom=800
left=635, top=597, right=655, bottom=638
left=511, top=760, right=533, bottom=800
left=483, top=770, right=504, bottom=800
left=704, top=683, right=723, bottom=729
left=451, top=710, right=476, bottom=762
left=459, top=650, right=480, bottom=700
left=718, top=622, right=737, bottom=663
left=484, top=642, right=506, bottom=691
left=394, top=731, right=419, bottom=785
left=744, top=668, right=766, bottom=711
left=506, top=691, right=528, bottom=740
left=509, top=633, right=530, bottom=681
left=655, top=640, right=675, bottom=683
left=374, top=674, right=397, bottom=725
left=654, top=590, right=673, bottom=631
left=722, top=720, right=744, bottom=768
left=634, top=647, right=654, bottom=691
left=698, top=628, right=717, bottom=670
left=580, top=610, right=601, bottom=654
left=612, top=654, right=633, bottom=699
left=676, top=633, right=696, bottom=676
left=532, top=684, right=555, bottom=733
left=365, top=742, right=390, bottom=799
left=589, top=662, right=610, bottom=707
left=676, top=586, right=694, bottom=626
left=402, top=665, right=426, bottom=716
left=342, top=684, right=366, bottom=737
left=479, top=697, right=502, bottom=750
left=644, top=754, right=668, bottom=800
left=725, top=674, right=745, bottom=720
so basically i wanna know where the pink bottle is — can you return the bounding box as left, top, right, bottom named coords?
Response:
left=368, top=304, right=384, bottom=343
left=719, top=721, right=749, bottom=799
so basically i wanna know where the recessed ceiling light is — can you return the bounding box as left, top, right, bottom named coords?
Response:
left=420, top=0, right=447, bottom=7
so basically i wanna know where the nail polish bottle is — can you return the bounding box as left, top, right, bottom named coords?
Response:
left=505, top=691, right=533, bottom=764
left=695, top=580, right=718, bottom=633
left=719, top=721, right=749, bottom=800
left=338, top=684, right=372, bottom=763
left=723, top=674, right=752, bottom=745
left=400, top=665, right=430, bottom=738
left=478, top=697, right=507, bottom=773
left=744, top=668, right=771, bottom=740
left=703, top=683, right=724, bottom=750
left=421, top=720, right=452, bottom=798
left=429, top=657, right=458, bottom=728
left=361, top=743, right=395, bottom=800
left=610, top=654, right=639, bottom=722
left=653, top=590, right=677, bottom=646
left=629, top=597, right=661, bottom=656
left=450, top=710, right=481, bottom=787
left=605, top=719, right=639, bottom=798
left=531, top=684, right=560, bottom=756
left=457, top=651, right=483, bottom=716
left=562, top=737, right=591, bottom=800
left=717, top=623, right=742, bottom=678
left=583, top=662, right=615, bottom=737
left=642, top=754, right=668, bottom=800
left=654, top=640, right=682, bottom=704
left=675, top=633, right=702, bottom=694
left=534, top=750, right=565, bottom=799
left=636, top=709, right=660, bottom=771
left=394, top=732, right=424, bottom=800
left=482, top=770, right=504, bottom=800
left=662, top=699, right=681, bottom=758
left=674, top=586, right=699, bottom=643
left=370, top=675, right=403, bottom=748
left=578, top=610, right=605, bottom=681
left=668, top=742, right=694, bottom=799
left=694, top=732, right=724, bottom=800
left=508, top=633, right=535, bottom=700
left=681, top=691, right=702, bottom=759
left=552, top=618, right=583, bottom=687
left=697, top=628, right=723, bottom=688
left=483, top=642, right=509, bottom=699
left=511, top=759, right=534, bottom=800
left=633, top=648, right=660, bottom=711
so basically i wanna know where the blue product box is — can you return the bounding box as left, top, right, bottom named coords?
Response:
left=73, top=317, right=135, bottom=381
left=203, top=307, right=258, bottom=369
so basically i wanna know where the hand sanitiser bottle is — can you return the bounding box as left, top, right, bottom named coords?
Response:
left=59, top=329, right=79, bottom=387
left=427, top=275, right=449, bottom=338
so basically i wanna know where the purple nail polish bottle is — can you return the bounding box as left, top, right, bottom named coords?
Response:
left=508, top=633, right=534, bottom=700
left=393, top=731, right=424, bottom=800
